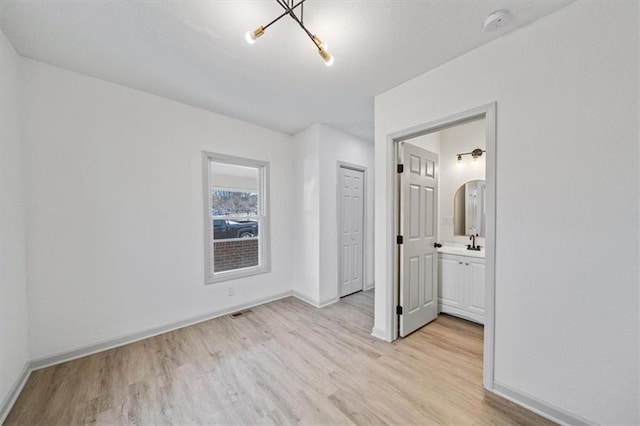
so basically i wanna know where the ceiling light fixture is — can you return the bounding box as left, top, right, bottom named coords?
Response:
left=456, top=148, right=485, bottom=162
left=245, top=0, right=334, bottom=66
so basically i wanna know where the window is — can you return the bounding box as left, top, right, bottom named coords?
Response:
left=203, top=152, right=270, bottom=283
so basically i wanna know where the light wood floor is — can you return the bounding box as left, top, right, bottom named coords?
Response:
left=6, top=290, right=553, bottom=425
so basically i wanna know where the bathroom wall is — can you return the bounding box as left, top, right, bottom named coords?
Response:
left=405, top=131, right=441, bottom=155
left=404, top=120, right=486, bottom=246
left=438, top=119, right=486, bottom=244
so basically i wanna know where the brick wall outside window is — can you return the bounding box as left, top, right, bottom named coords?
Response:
left=213, top=239, right=259, bottom=272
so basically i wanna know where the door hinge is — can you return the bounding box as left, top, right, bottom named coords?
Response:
left=397, top=164, right=404, bottom=173
left=396, top=235, right=403, bottom=245
left=396, top=305, right=403, bottom=315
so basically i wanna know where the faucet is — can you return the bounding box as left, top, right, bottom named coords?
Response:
left=467, top=234, right=481, bottom=251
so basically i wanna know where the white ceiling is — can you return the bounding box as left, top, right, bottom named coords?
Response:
left=0, top=0, right=573, bottom=140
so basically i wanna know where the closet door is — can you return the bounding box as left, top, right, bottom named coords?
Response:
left=339, top=166, right=364, bottom=297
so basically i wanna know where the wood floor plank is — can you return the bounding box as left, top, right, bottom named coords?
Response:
left=5, top=290, right=554, bottom=425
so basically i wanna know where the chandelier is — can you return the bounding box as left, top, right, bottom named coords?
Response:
left=245, top=0, right=334, bottom=66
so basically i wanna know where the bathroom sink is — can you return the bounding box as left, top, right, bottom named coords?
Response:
left=437, top=245, right=485, bottom=259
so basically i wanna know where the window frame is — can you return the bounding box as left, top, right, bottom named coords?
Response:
left=202, top=151, right=271, bottom=284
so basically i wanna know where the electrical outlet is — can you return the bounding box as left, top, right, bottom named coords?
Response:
left=227, top=285, right=235, bottom=296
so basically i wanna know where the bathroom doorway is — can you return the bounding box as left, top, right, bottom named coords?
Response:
left=390, top=103, right=496, bottom=389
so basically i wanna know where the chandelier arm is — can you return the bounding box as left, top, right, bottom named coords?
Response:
left=274, top=0, right=317, bottom=47
left=274, top=0, right=300, bottom=24
left=263, top=0, right=306, bottom=31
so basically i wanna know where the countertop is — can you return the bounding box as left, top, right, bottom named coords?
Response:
left=438, top=245, right=485, bottom=259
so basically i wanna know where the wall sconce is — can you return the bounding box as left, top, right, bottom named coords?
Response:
left=456, top=148, right=485, bottom=163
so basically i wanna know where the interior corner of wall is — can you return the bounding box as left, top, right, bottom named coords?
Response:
left=292, top=289, right=321, bottom=308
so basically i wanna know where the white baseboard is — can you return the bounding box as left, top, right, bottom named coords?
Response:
left=292, top=291, right=321, bottom=307
left=318, top=297, right=339, bottom=307
left=371, top=326, right=390, bottom=342
left=292, top=291, right=340, bottom=309
left=30, top=291, right=294, bottom=371
left=0, top=361, right=31, bottom=424
left=492, top=381, right=593, bottom=426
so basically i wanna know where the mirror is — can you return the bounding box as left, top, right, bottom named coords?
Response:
left=454, top=180, right=486, bottom=237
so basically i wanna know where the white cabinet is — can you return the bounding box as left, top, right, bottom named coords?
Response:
left=438, top=253, right=485, bottom=324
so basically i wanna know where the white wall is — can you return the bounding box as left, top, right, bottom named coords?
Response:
left=374, top=2, right=639, bottom=424
left=405, top=122, right=488, bottom=246
left=438, top=119, right=486, bottom=244
left=0, top=31, right=30, bottom=415
left=292, top=125, right=321, bottom=304
left=405, top=132, right=440, bottom=155
left=292, top=124, right=374, bottom=306
left=20, top=58, right=296, bottom=360
left=318, top=124, right=375, bottom=304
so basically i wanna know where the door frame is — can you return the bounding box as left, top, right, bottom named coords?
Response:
left=336, top=161, right=368, bottom=298
left=389, top=103, right=497, bottom=390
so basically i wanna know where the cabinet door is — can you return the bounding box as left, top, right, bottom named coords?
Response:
left=438, top=255, right=463, bottom=307
left=466, top=257, right=486, bottom=318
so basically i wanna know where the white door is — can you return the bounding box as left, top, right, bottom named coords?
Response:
left=399, top=143, right=438, bottom=337
left=339, top=166, right=364, bottom=297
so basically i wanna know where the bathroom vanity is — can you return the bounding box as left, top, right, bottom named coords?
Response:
left=437, top=246, right=485, bottom=324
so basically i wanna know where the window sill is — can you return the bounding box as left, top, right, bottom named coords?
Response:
left=205, top=264, right=271, bottom=285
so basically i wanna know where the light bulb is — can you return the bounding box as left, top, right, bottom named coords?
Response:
left=245, top=26, right=264, bottom=44
left=318, top=47, right=334, bottom=66
left=457, top=154, right=463, bottom=163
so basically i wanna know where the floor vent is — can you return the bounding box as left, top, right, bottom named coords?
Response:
left=230, top=309, right=252, bottom=318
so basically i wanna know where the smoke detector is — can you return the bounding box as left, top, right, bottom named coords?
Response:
left=483, top=9, right=511, bottom=32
